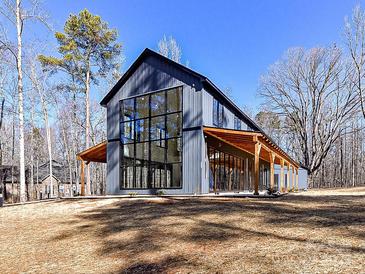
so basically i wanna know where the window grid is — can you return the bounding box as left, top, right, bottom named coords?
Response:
left=119, top=86, right=183, bottom=190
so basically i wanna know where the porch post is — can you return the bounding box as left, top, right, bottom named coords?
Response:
left=287, top=163, right=291, bottom=192
left=296, top=168, right=299, bottom=191
left=254, top=140, right=261, bottom=195
left=80, top=160, right=85, bottom=196
left=292, top=165, right=295, bottom=191
left=280, top=158, right=284, bottom=192
left=245, top=158, right=249, bottom=190
left=269, top=152, right=275, bottom=189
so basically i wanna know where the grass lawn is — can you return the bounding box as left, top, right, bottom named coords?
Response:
left=0, top=188, right=364, bottom=273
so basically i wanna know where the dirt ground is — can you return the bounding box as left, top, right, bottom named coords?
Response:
left=0, top=188, right=364, bottom=274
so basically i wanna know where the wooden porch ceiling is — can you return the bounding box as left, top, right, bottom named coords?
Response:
left=76, top=141, right=107, bottom=163
left=203, top=127, right=299, bottom=168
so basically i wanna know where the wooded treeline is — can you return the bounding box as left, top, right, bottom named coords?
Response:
left=256, top=6, right=365, bottom=188
left=0, top=1, right=123, bottom=202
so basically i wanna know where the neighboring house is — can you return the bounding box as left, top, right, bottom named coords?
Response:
left=0, top=165, right=24, bottom=202
left=0, top=160, right=78, bottom=202
left=78, top=48, right=306, bottom=195
left=34, top=160, right=76, bottom=199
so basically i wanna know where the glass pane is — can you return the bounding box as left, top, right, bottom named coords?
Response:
left=136, top=119, right=149, bottom=142
left=135, top=161, right=148, bottom=188
left=135, top=142, right=149, bottom=161
left=166, top=138, right=181, bottom=163
left=151, top=116, right=165, bottom=140
left=166, top=163, right=181, bottom=187
left=122, top=98, right=134, bottom=121
left=136, top=95, right=149, bottom=119
left=166, top=113, right=182, bottom=138
left=160, top=168, right=167, bottom=188
left=123, top=143, right=134, bottom=159
left=151, top=163, right=165, bottom=188
left=213, top=99, right=218, bottom=126
left=151, top=91, right=165, bottom=116
left=235, top=117, right=241, bottom=130
left=121, top=121, right=134, bottom=144
left=121, top=157, right=134, bottom=188
left=150, top=141, right=165, bottom=164
left=167, top=87, right=182, bottom=113
left=219, top=105, right=224, bottom=127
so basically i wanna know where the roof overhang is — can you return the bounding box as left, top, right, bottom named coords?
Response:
left=203, top=127, right=299, bottom=168
left=76, top=141, right=107, bottom=163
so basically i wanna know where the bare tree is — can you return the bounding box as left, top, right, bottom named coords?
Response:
left=259, top=46, right=358, bottom=186
left=158, top=35, right=182, bottom=63
left=29, top=61, right=55, bottom=198
left=345, top=4, right=365, bottom=119
left=0, top=0, right=50, bottom=202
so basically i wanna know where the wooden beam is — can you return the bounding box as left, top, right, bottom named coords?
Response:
left=245, top=158, right=249, bottom=191
left=292, top=165, right=295, bottom=191
left=80, top=160, right=85, bottom=196
left=239, top=158, right=244, bottom=190
left=204, top=126, right=262, bottom=136
left=205, top=128, right=301, bottom=169
left=270, top=152, right=275, bottom=189
left=287, top=163, right=291, bottom=192
left=254, top=142, right=260, bottom=195
left=296, top=168, right=299, bottom=192
left=280, top=158, right=284, bottom=192
left=205, top=131, right=256, bottom=157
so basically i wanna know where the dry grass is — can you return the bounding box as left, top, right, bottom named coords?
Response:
left=0, top=188, right=364, bottom=274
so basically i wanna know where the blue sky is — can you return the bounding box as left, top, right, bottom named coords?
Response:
left=42, top=0, right=365, bottom=111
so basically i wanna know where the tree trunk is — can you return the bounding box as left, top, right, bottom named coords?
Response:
left=57, top=105, right=72, bottom=197
left=85, top=67, right=91, bottom=195
left=71, top=91, right=79, bottom=195
left=44, top=109, right=53, bottom=198
left=0, top=97, right=5, bottom=200
left=16, top=0, right=26, bottom=203
left=36, top=159, right=39, bottom=199
left=29, top=97, right=35, bottom=200
left=11, top=113, right=15, bottom=203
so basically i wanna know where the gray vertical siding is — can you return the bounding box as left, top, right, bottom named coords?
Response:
left=106, top=141, right=119, bottom=194
left=107, top=97, right=120, bottom=141
left=201, top=136, right=210, bottom=193
left=182, top=130, right=203, bottom=194
left=183, top=85, right=202, bottom=128
left=274, top=165, right=306, bottom=189
left=202, top=91, right=213, bottom=126
left=298, top=168, right=308, bottom=189
left=181, top=84, right=203, bottom=194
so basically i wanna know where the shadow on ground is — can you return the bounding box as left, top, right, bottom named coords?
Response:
left=53, top=194, right=365, bottom=273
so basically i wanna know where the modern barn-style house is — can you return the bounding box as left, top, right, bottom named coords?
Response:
left=77, top=48, right=304, bottom=195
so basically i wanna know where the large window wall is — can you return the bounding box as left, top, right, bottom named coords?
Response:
left=120, top=86, right=182, bottom=189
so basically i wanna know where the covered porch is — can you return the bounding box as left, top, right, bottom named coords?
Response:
left=76, top=141, right=107, bottom=196
left=204, top=127, right=299, bottom=194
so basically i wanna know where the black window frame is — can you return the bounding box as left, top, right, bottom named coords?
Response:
left=119, top=86, right=183, bottom=190
left=213, top=98, right=224, bottom=127
left=234, top=116, right=241, bottom=130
